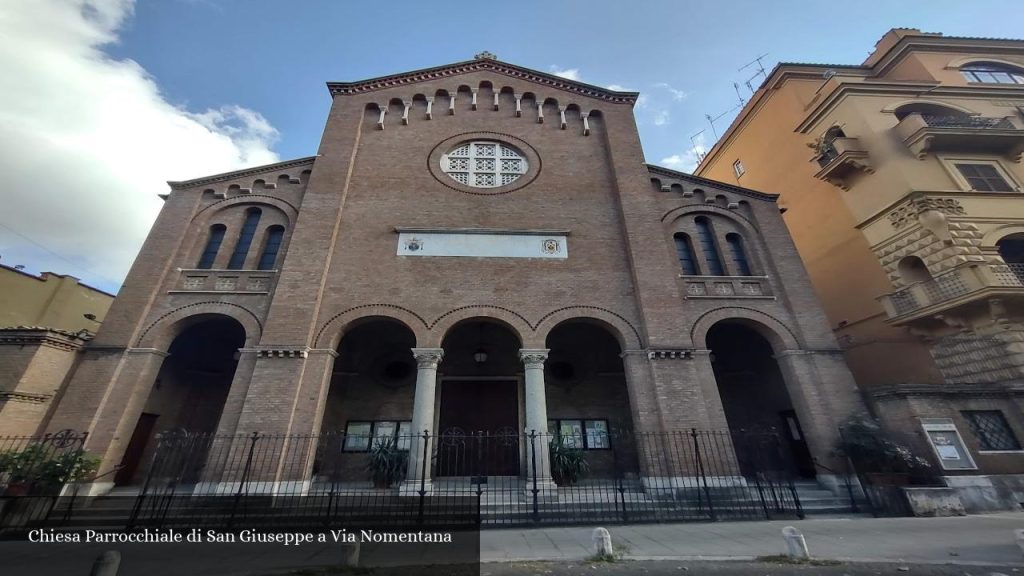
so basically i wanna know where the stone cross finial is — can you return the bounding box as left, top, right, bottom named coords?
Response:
left=474, top=51, right=497, bottom=60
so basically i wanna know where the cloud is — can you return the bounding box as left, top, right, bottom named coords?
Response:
left=0, top=0, right=279, bottom=293
left=654, top=82, right=688, bottom=101
left=549, top=66, right=581, bottom=81
left=660, top=134, right=707, bottom=172
left=653, top=110, right=670, bottom=126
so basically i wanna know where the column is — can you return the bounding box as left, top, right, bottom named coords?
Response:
left=401, top=348, right=443, bottom=496
left=520, top=349, right=555, bottom=490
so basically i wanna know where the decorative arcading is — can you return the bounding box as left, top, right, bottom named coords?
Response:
left=0, top=391, right=53, bottom=405
left=327, top=60, right=637, bottom=104
left=168, top=157, right=316, bottom=190
left=193, top=194, right=300, bottom=221
left=689, top=306, right=803, bottom=350
left=429, top=305, right=533, bottom=331
left=313, top=304, right=430, bottom=347
left=0, top=327, right=90, bottom=352
left=313, top=303, right=643, bottom=348
left=534, top=305, right=644, bottom=348
left=136, top=301, right=263, bottom=347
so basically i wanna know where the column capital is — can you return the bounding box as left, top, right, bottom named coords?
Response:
left=519, top=348, right=550, bottom=368
left=411, top=347, right=444, bottom=368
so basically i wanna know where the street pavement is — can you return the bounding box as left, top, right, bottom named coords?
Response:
left=479, top=513, right=1024, bottom=566
left=1, top=513, right=1023, bottom=574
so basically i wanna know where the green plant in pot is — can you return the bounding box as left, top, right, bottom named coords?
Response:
left=0, top=446, right=101, bottom=496
left=836, top=414, right=931, bottom=484
left=365, top=436, right=408, bottom=489
left=549, top=439, right=589, bottom=486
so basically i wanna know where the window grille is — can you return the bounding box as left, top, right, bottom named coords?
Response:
left=963, top=410, right=1021, bottom=451
left=257, top=225, right=285, bottom=270
left=441, top=141, right=527, bottom=188
left=695, top=217, right=724, bottom=276
left=674, top=233, right=698, bottom=275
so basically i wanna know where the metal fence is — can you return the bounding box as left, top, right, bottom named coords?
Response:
left=0, top=430, right=90, bottom=535
left=127, top=429, right=804, bottom=529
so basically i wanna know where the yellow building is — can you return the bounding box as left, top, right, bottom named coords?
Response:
left=0, top=263, right=114, bottom=435
left=697, top=28, right=1024, bottom=508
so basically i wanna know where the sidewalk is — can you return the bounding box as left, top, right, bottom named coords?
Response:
left=481, top=513, right=1024, bottom=566
left=3, top=513, right=1024, bottom=574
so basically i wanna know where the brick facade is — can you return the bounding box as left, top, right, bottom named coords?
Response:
left=42, top=56, right=865, bottom=493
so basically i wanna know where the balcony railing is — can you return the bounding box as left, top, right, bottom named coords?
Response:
left=679, top=275, right=774, bottom=299
left=812, top=137, right=873, bottom=190
left=171, top=269, right=276, bottom=294
left=919, top=114, right=1014, bottom=129
left=878, top=264, right=1024, bottom=321
left=894, top=112, right=1024, bottom=160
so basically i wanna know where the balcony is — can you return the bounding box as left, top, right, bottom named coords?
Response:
left=813, top=137, right=874, bottom=190
left=894, top=113, right=1024, bottom=161
left=679, top=275, right=774, bottom=299
left=170, top=269, right=276, bottom=294
left=878, top=263, right=1024, bottom=324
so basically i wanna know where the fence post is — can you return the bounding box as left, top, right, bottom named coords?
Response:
left=611, top=434, right=627, bottom=523
left=417, top=430, right=429, bottom=525
left=229, top=432, right=260, bottom=529
left=529, top=430, right=539, bottom=524
left=691, top=428, right=716, bottom=521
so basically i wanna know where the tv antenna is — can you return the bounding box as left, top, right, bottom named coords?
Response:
left=739, top=53, right=769, bottom=93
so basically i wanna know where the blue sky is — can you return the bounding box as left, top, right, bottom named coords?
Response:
left=1, top=0, right=1021, bottom=294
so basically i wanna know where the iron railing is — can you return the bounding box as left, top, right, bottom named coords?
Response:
left=123, top=429, right=804, bottom=530
left=0, top=430, right=90, bottom=536
left=920, top=114, right=1014, bottom=129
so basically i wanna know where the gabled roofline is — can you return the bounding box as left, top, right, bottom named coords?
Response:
left=326, top=58, right=640, bottom=105
left=167, top=156, right=317, bottom=190
left=646, top=164, right=779, bottom=202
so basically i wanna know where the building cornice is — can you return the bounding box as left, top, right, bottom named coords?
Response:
left=167, top=156, right=318, bottom=190
left=0, top=327, right=90, bottom=351
left=870, top=383, right=1024, bottom=399
left=326, top=59, right=639, bottom=105
left=646, top=164, right=779, bottom=202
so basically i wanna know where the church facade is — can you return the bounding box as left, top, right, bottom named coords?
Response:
left=43, top=54, right=865, bottom=497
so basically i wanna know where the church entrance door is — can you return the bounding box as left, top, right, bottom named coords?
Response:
left=436, top=379, right=519, bottom=477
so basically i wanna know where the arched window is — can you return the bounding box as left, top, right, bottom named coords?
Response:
left=227, top=208, right=262, bottom=270
left=257, top=225, right=285, bottom=270
left=961, top=63, right=1024, bottom=85
left=897, top=256, right=933, bottom=284
left=197, top=224, right=226, bottom=269
left=725, top=233, right=752, bottom=276
left=673, top=233, right=698, bottom=275
left=997, top=233, right=1024, bottom=282
left=695, top=217, right=724, bottom=276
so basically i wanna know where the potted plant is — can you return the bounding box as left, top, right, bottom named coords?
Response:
left=836, top=415, right=931, bottom=485
left=37, top=448, right=101, bottom=492
left=0, top=445, right=51, bottom=496
left=364, top=436, right=408, bottom=489
left=549, top=440, right=589, bottom=486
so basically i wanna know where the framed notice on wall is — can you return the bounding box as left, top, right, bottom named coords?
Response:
left=920, top=418, right=976, bottom=470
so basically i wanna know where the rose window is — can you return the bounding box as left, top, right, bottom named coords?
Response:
left=441, top=141, right=528, bottom=188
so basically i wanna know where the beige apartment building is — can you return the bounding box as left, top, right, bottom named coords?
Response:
left=697, top=29, right=1024, bottom=509
left=0, top=264, right=113, bottom=435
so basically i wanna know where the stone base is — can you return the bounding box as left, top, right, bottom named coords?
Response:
left=903, top=487, right=967, bottom=517
left=524, top=478, right=558, bottom=501
left=944, top=474, right=1024, bottom=513
left=399, top=479, right=432, bottom=497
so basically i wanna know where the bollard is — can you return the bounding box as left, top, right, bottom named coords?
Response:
left=781, top=526, right=809, bottom=560
left=340, top=541, right=360, bottom=568
left=592, top=527, right=613, bottom=557
left=1015, top=529, right=1024, bottom=556
left=89, top=551, right=121, bottom=576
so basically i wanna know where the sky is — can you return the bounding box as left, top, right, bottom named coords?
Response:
left=1, top=0, right=1021, bottom=295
